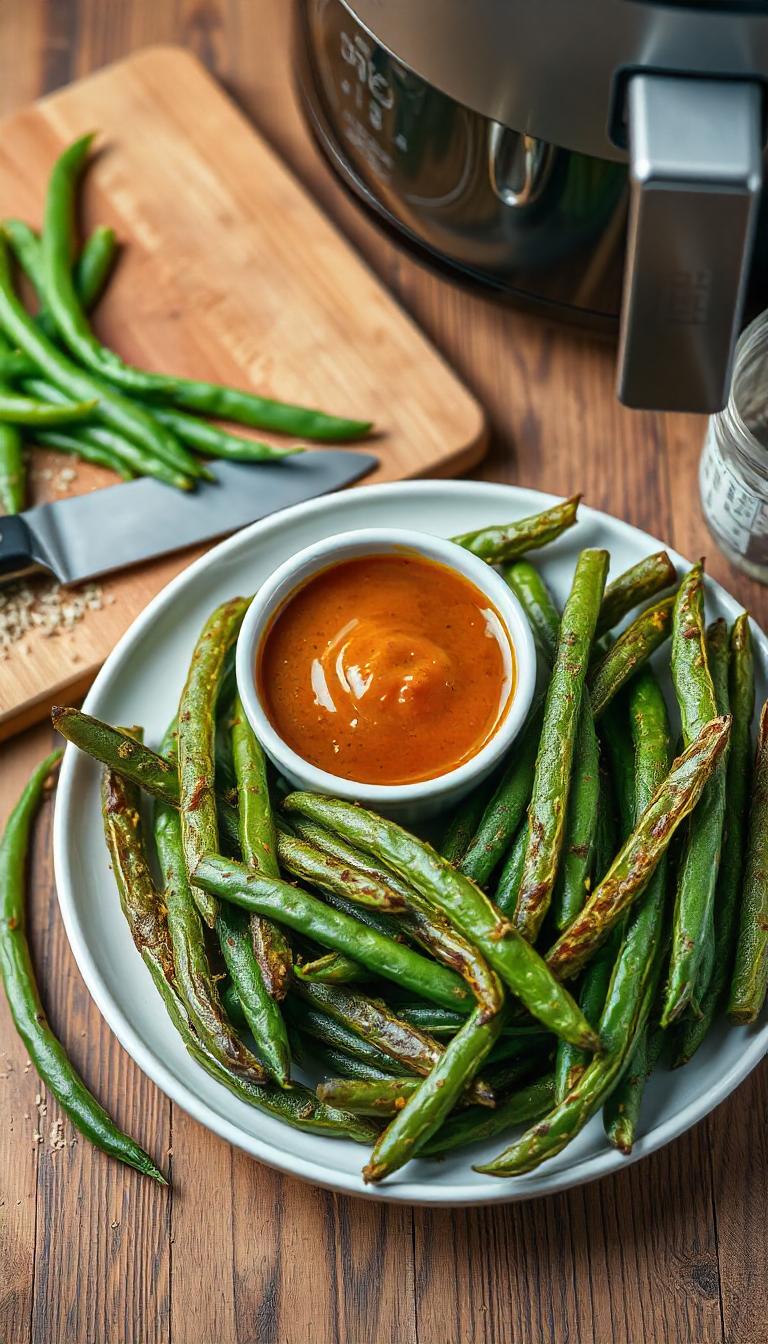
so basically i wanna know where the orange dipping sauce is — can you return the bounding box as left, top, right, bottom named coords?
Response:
left=257, top=553, right=515, bottom=786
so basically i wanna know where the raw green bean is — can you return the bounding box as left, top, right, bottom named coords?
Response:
left=41, top=135, right=172, bottom=394
left=514, top=548, right=609, bottom=939
left=193, top=853, right=472, bottom=1010
left=154, top=747, right=268, bottom=1085
left=1, top=751, right=165, bottom=1182
left=6, top=218, right=115, bottom=343
left=502, top=560, right=560, bottom=662
left=0, top=232, right=202, bottom=482
left=421, top=1075, right=556, bottom=1156
left=0, top=389, right=97, bottom=424
left=0, top=420, right=24, bottom=511
left=459, top=707, right=540, bottom=886
left=546, top=715, right=730, bottom=981
left=676, top=615, right=754, bottom=1059
left=728, top=700, right=768, bottom=1024
left=363, top=1006, right=503, bottom=1180
left=281, top=794, right=601, bottom=1051
left=3, top=218, right=57, bottom=337
left=661, top=567, right=728, bottom=1025
left=74, top=225, right=118, bottom=307
left=596, top=551, right=677, bottom=638
left=588, top=595, right=675, bottom=719
left=35, top=429, right=133, bottom=480
left=178, top=597, right=249, bottom=924
left=169, top=378, right=372, bottom=441
left=453, top=495, right=581, bottom=564
left=24, top=378, right=193, bottom=488
left=150, top=405, right=302, bottom=461
left=0, top=335, right=371, bottom=449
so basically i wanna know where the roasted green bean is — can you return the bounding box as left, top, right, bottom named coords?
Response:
left=514, top=549, right=609, bottom=939
left=588, top=596, right=675, bottom=719
left=662, top=567, right=728, bottom=1025
left=502, top=560, right=560, bottom=662
left=728, top=699, right=768, bottom=1024
left=453, top=495, right=580, bottom=564
left=281, top=794, right=600, bottom=1051
left=177, top=597, right=249, bottom=924
left=596, top=552, right=677, bottom=638
left=546, top=715, right=730, bottom=981
left=193, top=854, right=472, bottom=1010
left=154, top=738, right=268, bottom=1085
left=363, top=1006, right=503, bottom=1181
left=676, top=615, right=754, bottom=1059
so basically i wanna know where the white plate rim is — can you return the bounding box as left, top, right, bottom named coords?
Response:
left=52, top=479, right=768, bottom=1206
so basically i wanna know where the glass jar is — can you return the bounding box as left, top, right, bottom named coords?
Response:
left=700, top=312, right=768, bottom=583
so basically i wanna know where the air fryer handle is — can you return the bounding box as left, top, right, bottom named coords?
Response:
left=617, top=75, right=763, bottom=414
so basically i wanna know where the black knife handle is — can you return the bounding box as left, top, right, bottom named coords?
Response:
left=0, top=514, right=43, bottom=579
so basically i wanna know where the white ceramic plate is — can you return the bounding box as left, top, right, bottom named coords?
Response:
left=53, top=481, right=768, bottom=1205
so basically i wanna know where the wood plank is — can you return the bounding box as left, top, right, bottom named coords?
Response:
left=0, top=42, right=485, bottom=739
left=707, top=1068, right=768, bottom=1344
left=0, top=725, right=50, bottom=1344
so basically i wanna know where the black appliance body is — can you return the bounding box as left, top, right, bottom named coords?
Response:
left=296, top=0, right=768, bottom=413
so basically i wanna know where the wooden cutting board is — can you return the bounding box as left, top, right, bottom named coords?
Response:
left=0, top=46, right=486, bottom=741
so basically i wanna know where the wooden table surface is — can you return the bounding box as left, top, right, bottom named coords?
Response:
left=2, top=4, right=766, bottom=1342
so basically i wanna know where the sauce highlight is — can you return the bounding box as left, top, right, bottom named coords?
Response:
left=257, top=553, right=515, bottom=785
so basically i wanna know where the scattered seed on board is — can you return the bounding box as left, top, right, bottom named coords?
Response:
left=0, top=578, right=104, bottom=656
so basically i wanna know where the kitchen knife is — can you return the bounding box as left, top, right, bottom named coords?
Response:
left=0, top=450, right=377, bottom=585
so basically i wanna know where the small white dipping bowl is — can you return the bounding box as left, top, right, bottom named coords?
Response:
left=235, top=528, right=536, bottom=822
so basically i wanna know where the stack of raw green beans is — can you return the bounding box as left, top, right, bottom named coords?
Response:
left=0, top=133, right=370, bottom=515
left=3, top=494, right=767, bottom=1187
